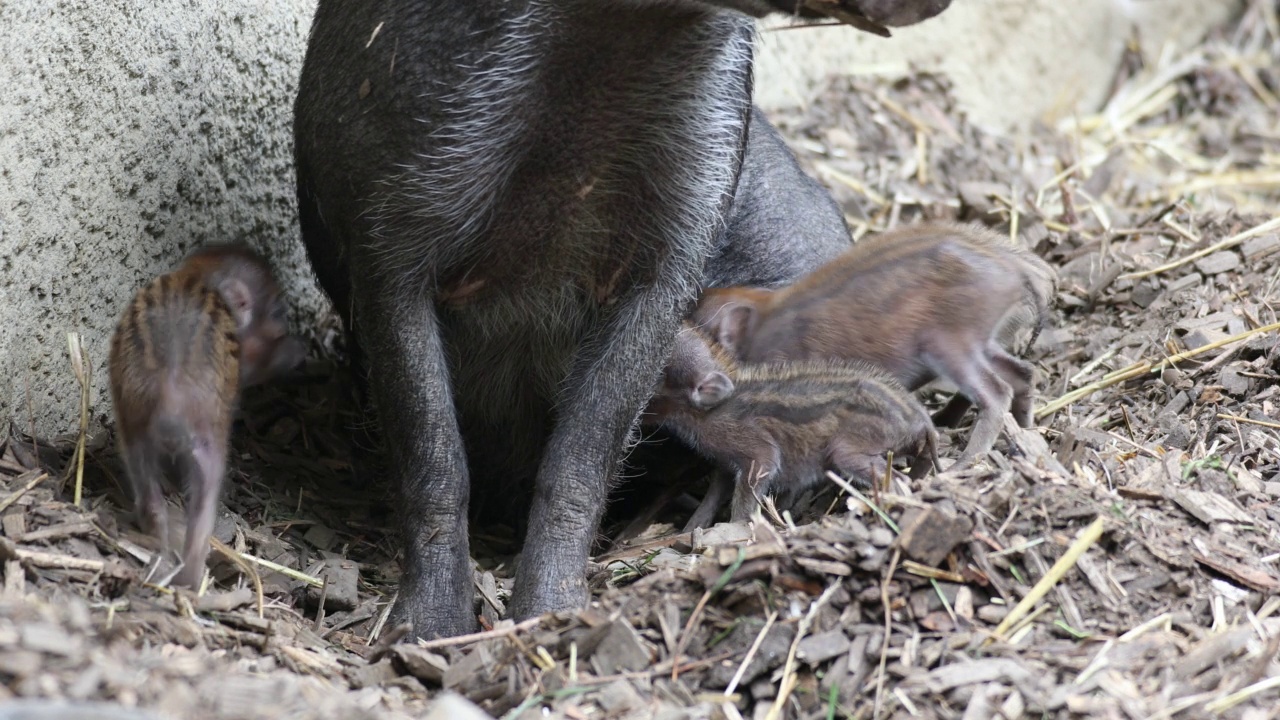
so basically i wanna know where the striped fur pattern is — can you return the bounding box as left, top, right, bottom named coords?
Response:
left=646, top=327, right=937, bottom=522
left=690, top=221, right=1058, bottom=471
left=108, top=244, right=304, bottom=589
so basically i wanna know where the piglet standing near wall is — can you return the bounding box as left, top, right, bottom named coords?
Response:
left=692, top=221, right=1057, bottom=470
left=109, top=244, right=305, bottom=588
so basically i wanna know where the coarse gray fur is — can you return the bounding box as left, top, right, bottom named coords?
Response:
left=293, top=0, right=947, bottom=640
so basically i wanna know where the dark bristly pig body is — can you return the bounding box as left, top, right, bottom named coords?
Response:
left=293, top=0, right=952, bottom=639
left=691, top=221, right=1057, bottom=470
left=644, top=325, right=937, bottom=523
left=109, top=244, right=305, bottom=588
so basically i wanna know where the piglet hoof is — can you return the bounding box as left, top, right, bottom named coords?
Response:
left=171, top=564, right=205, bottom=591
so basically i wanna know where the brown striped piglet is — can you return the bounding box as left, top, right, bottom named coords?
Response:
left=643, top=325, right=937, bottom=524
left=690, top=222, right=1056, bottom=471
left=109, top=243, right=306, bottom=588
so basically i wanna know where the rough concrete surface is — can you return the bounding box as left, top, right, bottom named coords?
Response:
left=754, top=0, right=1243, bottom=132
left=0, top=0, right=323, bottom=439
left=0, top=0, right=1241, bottom=438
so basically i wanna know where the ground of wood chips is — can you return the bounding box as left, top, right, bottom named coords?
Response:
left=3, top=4, right=1279, bottom=719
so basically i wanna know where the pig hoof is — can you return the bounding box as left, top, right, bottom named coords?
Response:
left=508, top=573, right=589, bottom=622
left=389, top=589, right=477, bottom=641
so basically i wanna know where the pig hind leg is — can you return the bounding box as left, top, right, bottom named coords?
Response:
left=931, top=345, right=1034, bottom=430
left=989, top=345, right=1036, bottom=428
left=172, top=435, right=229, bottom=589
left=121, top=441, right=170, bottom=547
left=924, top=343, right=1014, bottom=471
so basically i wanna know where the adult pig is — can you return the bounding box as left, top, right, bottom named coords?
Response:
left=293, top=0, right=951, bottom=639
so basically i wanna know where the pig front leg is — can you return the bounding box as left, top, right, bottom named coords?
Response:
left=354, top=278, right=475, bottom=640
left=509, top=292, right=695, bottom=620
left=827, top=437, right=910, bottom=488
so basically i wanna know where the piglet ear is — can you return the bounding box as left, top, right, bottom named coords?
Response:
left=716, top=304, right=755, bottom=354
left=219, top=278, right=255, bottom=329
left=691, top=370, right=734, bottom=410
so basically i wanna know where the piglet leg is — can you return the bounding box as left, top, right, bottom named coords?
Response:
left=908, top=426, right=941, bottom=480
left=729, top=460, right=780, bottom=523
left=172, top=435, right=228, bottom=589
left=926, top=345, right=1013, bottom=471
left=684, top=470, right=734, bottom=531
left=356, top=289, right=474, bottom=639
left=121, top=441, right=170, bottom=547
left=989, top=345, right=1036, bottom=428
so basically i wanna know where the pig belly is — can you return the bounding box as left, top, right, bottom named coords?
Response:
left=444, top=283, right=600, bottom=515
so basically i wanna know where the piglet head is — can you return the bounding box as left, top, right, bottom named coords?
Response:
left=644, top=325, right=735, bottom=426
left=690, top=288, right=769, bottom=358
left=186, top=243, right=308, bottom=388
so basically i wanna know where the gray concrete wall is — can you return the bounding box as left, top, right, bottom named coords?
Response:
left=0, top=0, right=1241, bottom=440
left=754, top=0, right=1242, bottom=132
left=0, top=0, right=323, bottom=439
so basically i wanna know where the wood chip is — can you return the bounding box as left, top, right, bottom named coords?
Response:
left=1169, top=489, right=1254, bottom=525
left=895, top=506, right=974, bottom=567
left=1193, top=250, right=1241, bottom=275
left=581, top=619, right=652, bottom=676
left=796, top=629, right=851, bottom=666
left=391, top=644, right=450, bottom=685
left=1194, top=554, right=1280, bottom=592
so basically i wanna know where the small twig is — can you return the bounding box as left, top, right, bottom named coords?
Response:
left=1036, top=321, right=1280, bottom=418
left=16, top=521, right=93, bottom=543
left=367, top=591, right=397, bottom=645
left=1203, top=674, right=1280, bottom=713
left=231, top=549, right=324, bottom=587
left=1217, top=413, right=1280, bottom=431
left=987, top=516, right=1106, bottom=644
left=0, top=472, right=48, bottom=514
left=673, top=546, right=747, bottom=680
left=725, top=611, right=777, bottom=698
left=766, top=583, right=840, bottom=720
left=817, top=163, right=888, bottom=206
left=314, top=576, right=330, bottom=631
left=415, top=616, right=543, bottom=651
left=1119, top=216, right=1280, bottom=280
left=873, top=549, right=902, bottom=720
left=65, top=333, right=91, bottom=508
left=210, top=537, right=265, bottom=618
left=826, top=472, right=901, bottom=533
left=5, top=544, right=106, bottom=573
left=901, top=560, right=965, bottom=583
